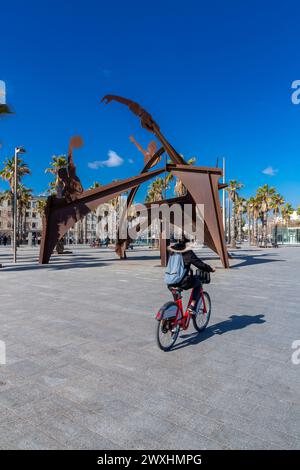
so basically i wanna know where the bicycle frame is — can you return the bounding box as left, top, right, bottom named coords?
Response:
left=171, top=286, right=207, bottom=331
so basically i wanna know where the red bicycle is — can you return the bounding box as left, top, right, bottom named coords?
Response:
left=155, top=270, right=212, bottom=351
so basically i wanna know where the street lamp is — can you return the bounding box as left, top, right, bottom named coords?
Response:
left=222, top=157, right=226, bottom=235
left=13, top=146, right=26, bottom=263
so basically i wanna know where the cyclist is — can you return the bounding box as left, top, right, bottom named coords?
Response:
left=167, top=239, right=215, bottom=315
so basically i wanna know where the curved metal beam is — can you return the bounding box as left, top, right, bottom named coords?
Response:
left=101, top=95, right=186, bottom=166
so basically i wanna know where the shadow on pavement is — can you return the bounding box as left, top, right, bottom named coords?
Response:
left=1, top=260, right=109, bottom=272
left=1, top=250, right=164, bottom=271
left=230, top=253, right=285, bottom=268
left=171, top=314, right=266, bottom=351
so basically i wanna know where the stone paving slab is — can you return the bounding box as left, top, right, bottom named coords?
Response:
left=0, top=244, right=300, bottom=449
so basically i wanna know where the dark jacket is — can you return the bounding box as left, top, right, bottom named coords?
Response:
left=168, top=242, right=213, bottom=289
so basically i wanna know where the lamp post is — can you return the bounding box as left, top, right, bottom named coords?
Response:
left=222, top=157, right=226, bottom=234
left=13, top=146, right=26, bottom=263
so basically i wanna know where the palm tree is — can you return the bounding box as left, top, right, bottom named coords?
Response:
left=256, top=184, right=276, bottom=247
left=270, top=193, right=285, bottom=247
left=144, top=177, right=171, bottom=247
left=235, top=196, right=246, bottom=242
left=252, top=196, right=261, bottom=246
left=281, top=203, right=294, bottom=225
left=0, top=156, right=31, bottom=244
left=0, top=186, right=32, bottom=244
left=174, top=157, right=196, bottom=196
left=17, top=185, right=32, bottom=243
left=45, top=155, right=68, bottom=176
left=89, top=181, right=102, bottom=190
left=226, top=180, right=244, bottom=248
left=246, top=196, right=256, bottom=245
left=0, top=156, right=31, bottom=190
left=0, top=189, right=13, bottom=204
left=145, top=178, right=166, bottom=203
left=45, top=155, right=67, bottom=194
left=36, top=198, right=47, bottom=217
left=297, top=205, right=300, bottom=217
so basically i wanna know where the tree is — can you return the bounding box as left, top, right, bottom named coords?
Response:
left=145, top=177, right=171, bottom=246
left=45, top=155, right=67, bottom=194
left=235, top=196, right=246, bottom=242
left=256, top=184, right=276, bottom=247
left=0, top=156, right=31, bottom=243
left=246, top=196, right=257, bottom=245
left=17, top=185, right=33, bottom=243
left=281, top=203, right=294, bottom=225
left=36, top=198, right=47, bottom=217
left=89, top=181, right=102, bottom=190
left=252, top=196, right=261, bottom=246
left=174, top=157, right=196, bottom=196
left=0, top=156, right=31, bottom=190
left=145, top=178, right=166, bottom=203
left=226, top=180, right=244, bottom=248
left=270, top=193, right=285, bottom=247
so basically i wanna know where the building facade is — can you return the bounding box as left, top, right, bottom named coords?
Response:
left=273, top=226, right=300, bottom=245
left=0, top=197, right=12, bottom=239
left=272, top=211, right=300, bottom=245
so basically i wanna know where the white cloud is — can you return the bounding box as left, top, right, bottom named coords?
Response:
left=262, top=166, right=278, bottom=176
left=128, top=158, right=134, bottom=164
left=88, top=150, right=124, bottom=169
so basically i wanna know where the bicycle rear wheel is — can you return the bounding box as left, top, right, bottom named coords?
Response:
left=156, top=302, right=180, bottom=351
left=192, top=291, right=211, bottom=332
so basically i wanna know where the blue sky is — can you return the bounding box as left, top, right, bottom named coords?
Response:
left=1, top=0, right=300, bottom=205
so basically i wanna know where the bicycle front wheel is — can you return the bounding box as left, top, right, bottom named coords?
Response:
left=192, top=291, right=211, bottom=332
left=156, top=302, right=180, bottom=351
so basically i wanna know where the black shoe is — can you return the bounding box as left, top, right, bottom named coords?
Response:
left=188, top=305, right=197, bottom=316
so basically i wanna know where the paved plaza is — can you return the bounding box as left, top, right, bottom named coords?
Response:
left=0, top=244, right=299, bottom=449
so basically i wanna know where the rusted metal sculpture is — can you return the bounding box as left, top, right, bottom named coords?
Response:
left=56, top=136, right=84, bottom=202
left=39, top=96, right=229, bottom=268
left=39, top=166, right=166, bottom=264
left=129, top=135, right=161, bottom=168
left=102, top=95, right=229, bottom=268
left=101, top=95, right=186, bottom=166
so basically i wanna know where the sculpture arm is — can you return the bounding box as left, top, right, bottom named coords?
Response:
left=102, top=95, right=158, bottom=133
left=67, top=151, right=76, bottom=178
left=101, top=94, right=186, bottom=165
left=129, top=135, right=147, bottom=157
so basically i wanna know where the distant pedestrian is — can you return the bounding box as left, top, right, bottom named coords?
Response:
left=3, top=235, right=7, bottom=246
